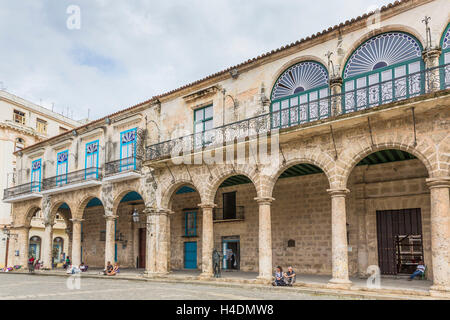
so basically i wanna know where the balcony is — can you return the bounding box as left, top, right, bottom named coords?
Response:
left=103, top=156, right=142, bottom=183
left=213, top=207, right=245, bottom=222
left=146, top=64, right=449, bottom=162
left=3, top=182, right=43, bottom=203
left=41, top=168, right=102, bottom=195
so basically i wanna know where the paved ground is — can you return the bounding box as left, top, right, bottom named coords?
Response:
left=0, top=274, right=362, bottom=300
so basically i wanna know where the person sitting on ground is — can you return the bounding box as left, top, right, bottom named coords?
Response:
left=107, top=262, right=119, bottom=276
left=103, top=261, right=113, bottom=275
left=284, top=266, right=296, bottom=286
left=79, top=262, right=88, bottom=272
left=272, top=266, right=286, bottom=286
left=408, top=261, right=426, bottom=281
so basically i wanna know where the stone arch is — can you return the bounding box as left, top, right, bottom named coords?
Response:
left=266, top=155, right=335, bottom=198
left=73, top=194, right=104, bottom=220
left=338, top=25, right=426, bottom=77
left=270, top=55, right=330, bottom=96
left=23, top=205, right=42, bottom=227
left=48, top=201, right=73, bottom=225
left=339, top=142, right=434, bottom=189
left=203, top=165, right=260, bottom=204
left=112, top=189, right=145, bottom=214
left=161, top=179, right=202, bottom=210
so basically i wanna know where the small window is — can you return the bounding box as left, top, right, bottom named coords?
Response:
left=15, top=138, right=25, bottom=152
left=184, top=212, right=197, bottom=237
left=13, top=110, right=26, bottom=125
left=288, top=240, right=296, bottom=248
left=36, top=118, right=48, bottom=134
left=223, top=192, right=237, bottom=220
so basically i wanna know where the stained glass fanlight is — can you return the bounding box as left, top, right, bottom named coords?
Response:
left=442, top=24, right=450, bottom=51
left=344, top=32, right=422, bottom=79
left=271, top=61, right=329, bottom=100
left=441, top=24, right=450, bottom=89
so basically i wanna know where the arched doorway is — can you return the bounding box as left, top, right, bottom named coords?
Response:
left=212, top=175, right=258, bottom=273
left=271, top=163, right=330, bottom=275
left=81, top=197, right=105, bottom=268
left=53, top=237, right=64, bottom=264
left=115, top=191, right=144, bottom=269
left=168, top=184, right=201, bottom=271
left=29, top=236, right=41, bottom=260
left=346, top=149, right=431, bottom=277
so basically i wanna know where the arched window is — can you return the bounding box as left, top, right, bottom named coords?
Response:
left=440, top=23, right=450, bottom=89
left=271, top=61, right=329, bottom=128
left=343, top=32, right=424, bottom=113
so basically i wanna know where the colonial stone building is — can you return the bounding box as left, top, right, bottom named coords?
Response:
left=3, top=0, right=449, bottom=297
left=0, top=90, right=81, bottom=268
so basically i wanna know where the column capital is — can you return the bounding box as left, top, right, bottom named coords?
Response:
left=70, top=218, right=84, bottom=224
left=327, top=188, right=350, bottom=197
left=426, top=177, right=450, bottom=189
left=104, top=215, right=118, bottom=221
left=254, top=197, right=275, bottom=205
left=422, top=47, right=442, bottom=60
left=10, top=225, right=31, bottom=231
left=198, top=203, right=217, bottom=210
left=329, top=76, right=343, bottom=86
left=158, top=209, right=174, bottom=216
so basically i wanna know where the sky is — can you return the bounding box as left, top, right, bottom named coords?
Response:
left=0, top=0, right=394, bottom=121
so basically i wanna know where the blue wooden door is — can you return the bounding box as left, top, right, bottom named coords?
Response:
left=184, top=242, right=197, bottom=269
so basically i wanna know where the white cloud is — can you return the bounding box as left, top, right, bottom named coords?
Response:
left=0, top=0, right=394, bottom=121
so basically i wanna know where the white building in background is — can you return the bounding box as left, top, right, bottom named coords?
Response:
left=0, top=90, right=81, bottom=268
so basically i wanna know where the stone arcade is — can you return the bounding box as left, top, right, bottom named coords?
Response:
left=3, top=0, right=450, bottom=297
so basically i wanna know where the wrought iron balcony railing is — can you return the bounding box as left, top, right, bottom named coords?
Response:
left=42, top=167, right=102, bottom=191
left=213, top=207, right=245, bottom=221
left=104, top=156, right=143, bottom=177
left=146, top=64, right=449, bottom=162
left=3, top=181, right=41, bottom=200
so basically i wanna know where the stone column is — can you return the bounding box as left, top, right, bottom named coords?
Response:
left=329, top=77, right=343, bottom=116
left=199, top=203, right=215, bottom=279
left=42, top=222, right=54, bottom=269
left=422, top=48, right=442, bottom=92
left=104, top=215, right=117, bottom=267
left=71, top=219, right=83, bottom=267
left=155, top=209, right=172, bottom=274
left=327, top=189, right=352, bottom=289
left=15, top=227, right=30, bottom=268
left=427, top=178, right=450, bottom=297
left=255, top=197, right=274, bottom=283
left=144, top=207, right=158, bottom=276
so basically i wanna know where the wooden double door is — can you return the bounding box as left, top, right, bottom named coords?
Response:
left=376, top=209, right=424, bottom=275
left=139, top=228, right=146, bottom=268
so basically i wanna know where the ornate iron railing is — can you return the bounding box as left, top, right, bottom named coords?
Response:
left=42, top=167, right=102, bottom=191
left=146, top=64, right=449, bottom=162
left=104, top=156, right=143, bottom=177
left=213, top=207, right=245, bottom=221
left=3, top=181, right=41, bottom=200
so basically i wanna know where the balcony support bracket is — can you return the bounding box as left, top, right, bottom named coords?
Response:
left=330, top=125, right=338, bottom=160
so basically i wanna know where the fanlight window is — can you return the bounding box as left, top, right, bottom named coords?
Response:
left=343, top=32, right=423, bottom=113
left=122, top=130, right=136, bottom=144
left=440, top=24, right=450, bottom=89
left=271, top=61, right=330, bottom=128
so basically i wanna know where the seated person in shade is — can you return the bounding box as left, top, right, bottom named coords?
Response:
left=79, top=262, right=88, bottom=272
left=408, top=261, right=426, bottom=281
left=103, top=261, right=113, bottom=275
left=107, top=263, right=120, bottom=276
left=284, top=266, right=296, bottom=286
left=272, top=266, right=286, bottom=286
